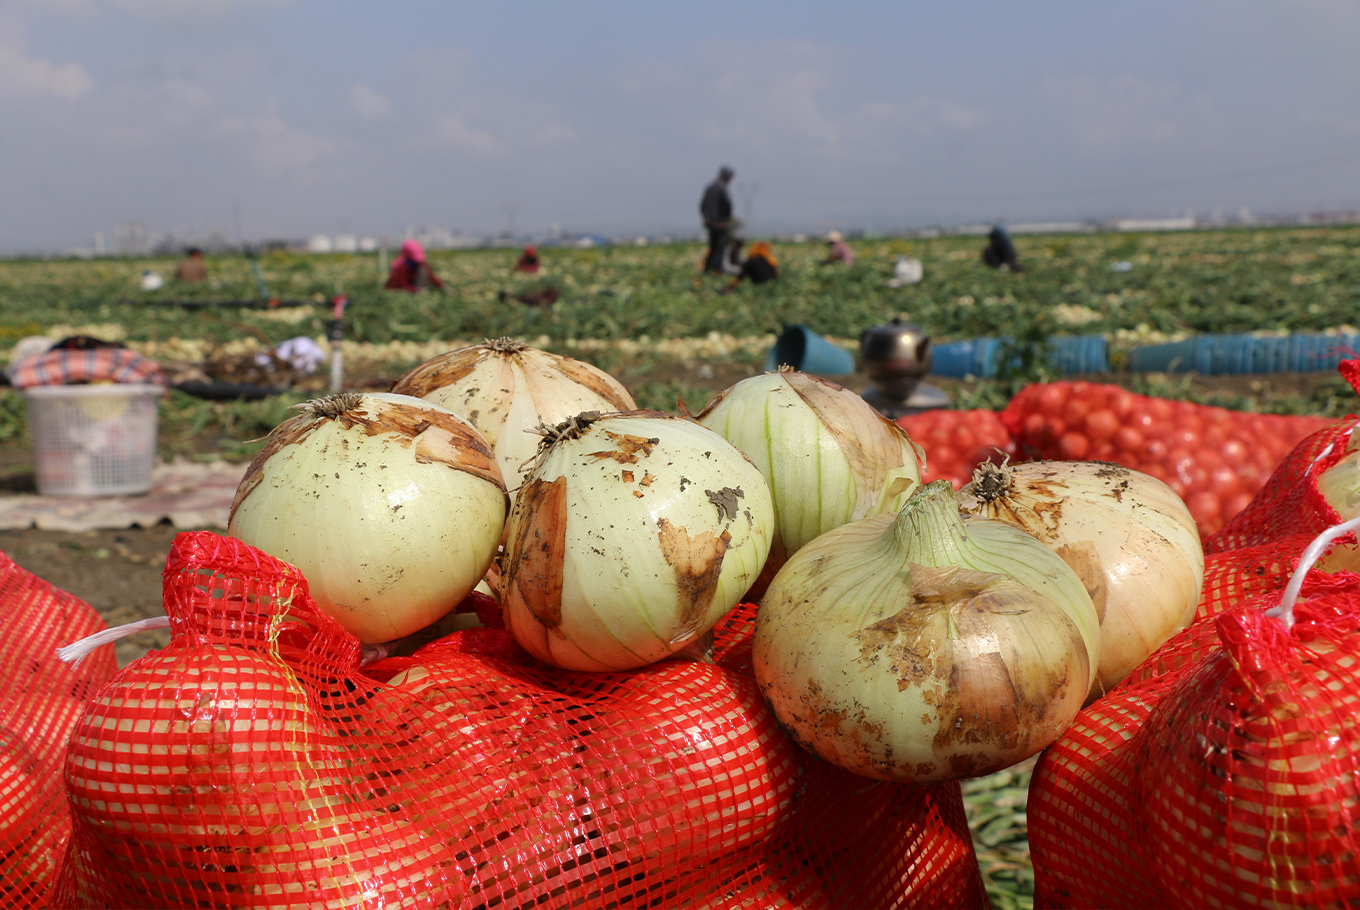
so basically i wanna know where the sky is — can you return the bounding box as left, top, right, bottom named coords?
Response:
left=2, top=0, right=1359, bottom=255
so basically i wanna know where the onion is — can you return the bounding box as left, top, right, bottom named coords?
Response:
left=957, top=460, right=1205, bottom=701
left=228, top=392, right=508, bottom=644
left=391, top=338, right=637, bottom=492
left=1316, top=428, right=1360, bottom=520
left=696, top=369, right=923, bottom=595
left=754, top=479, right=1099, bottom=783
left=500, top=410, right=774, bottom=671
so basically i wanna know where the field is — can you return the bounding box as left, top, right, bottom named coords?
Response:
left=2, top=224, right=1359, bottom=909
left=1, top=224, right=1358, bottom=463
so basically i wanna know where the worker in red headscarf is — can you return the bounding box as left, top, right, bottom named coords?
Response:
left=385, top=239, right=444, bottom=292
left=514, top=245, right=541, bottom=274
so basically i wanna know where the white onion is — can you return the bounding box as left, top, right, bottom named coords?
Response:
left=696, top=369, right=923, bottom=595
left=957, top=460, right=1205, bottom=701
left=1317, top=448, right=1360, bottom=521
left=754, top=479, right=1099, bottom=783
left=500, top=410, right=774, bottom=671
left=228, top=392, right=508, bottom=644
left=391, top=338, right=636, bottom=492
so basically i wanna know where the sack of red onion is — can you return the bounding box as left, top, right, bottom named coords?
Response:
left=0, top=551, right=117, bottom=909
left=1205, top=411, right=1357, bottom=556
left=51, top=531, right=989, bottom=909
left=895, top=407, right=1017, bottom=488
left=1029, top=520, right=1360, bottom=909
left=1000, top=380, right=1335, bottom=538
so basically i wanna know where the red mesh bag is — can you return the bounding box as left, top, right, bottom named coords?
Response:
left=0, top=551, right=117, bottom=909
left=1000, top=380, right=1337, bottom=539
left=1030, top=555, right=1360, bottom=909
left=51, top=531, right=988, bottom=909
left=895, top=408, right=1017, bottom=489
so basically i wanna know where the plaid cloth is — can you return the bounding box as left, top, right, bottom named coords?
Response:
left=8, top=347, right=166, bottom=389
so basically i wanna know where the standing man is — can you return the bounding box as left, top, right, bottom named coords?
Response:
left=700, top=166, right=735, bottom=274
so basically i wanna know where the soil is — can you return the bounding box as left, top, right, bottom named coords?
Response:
left=0, top=363, right=1342, bottom=667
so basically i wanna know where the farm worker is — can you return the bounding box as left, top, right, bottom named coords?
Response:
left=385, top=239, right=445, bottom=292
left=700, top=166, right=735, bottom=275
left=514, top=245, right=541, bottom=274
left=174, top=247, right=207, bottom=283
left=824, top=230, right=855, bottom=266
left=982, top=225, right=1022, bottom=272
left=719, top=240, right=778, bottom=294
left=721, top=236, right=746, bottom=275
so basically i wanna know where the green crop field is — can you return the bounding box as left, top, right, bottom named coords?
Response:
left=3, top=225, right=1358, bottom=351
left=2, top=224, right=1358, bottom=464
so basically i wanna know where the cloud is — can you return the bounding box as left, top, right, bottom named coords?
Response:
left=208, top=108, right=337, bottom=174
left=0, top=32, right=93, bottom=101
left=351, top=84, right=391, bottom=119
left=618, top=39, right=986, bottom=165
left=429, top=112, right=497, bottom=153
left=1041, top=74, right=1185, bottom=147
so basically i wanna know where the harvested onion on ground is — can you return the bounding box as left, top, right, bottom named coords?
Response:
left=755, top=479, right=1099, bottom=783
left=391, top=337, right=637, bottom=493
left=228, top=392, right=508, bottom=644
left=500, top=410, right=774, bottom=671
left=958, top=459, right=1205, bottom=701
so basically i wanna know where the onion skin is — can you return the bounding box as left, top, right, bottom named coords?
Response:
left=754, top=480, right=1099, bottom=783
left=958, top=460, right=1205, bottom=702
left=228, top=392, right=508, bottom=644
left=392, top=338, right=636, bottom=492
left=500, top=411, right=773, bottom=671
left=696, top=370, right=922, bottom=595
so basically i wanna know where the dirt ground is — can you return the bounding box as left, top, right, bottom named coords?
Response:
left=0, top=365, right=1344, bottom=667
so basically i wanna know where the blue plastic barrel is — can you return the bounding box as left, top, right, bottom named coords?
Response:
left=1127, top=339, right=1197, bottom=373
left=931, top=335, right=1107, bottom=377
left=1248, top=336, right=1292, bottom=374
left=930, top=339, right=1000, bottom=377
left=1290, top=334, right=1360, bottom=373
left=762, top=324, right=856, bottom=375
left=1051, top=335, right=1109, bottom=374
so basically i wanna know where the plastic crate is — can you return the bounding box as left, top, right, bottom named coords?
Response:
left=22, top=383, right=161, bottom=497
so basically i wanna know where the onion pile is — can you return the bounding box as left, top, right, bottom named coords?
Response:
left=500, top=410, right=773, bottom=671
left=754, top=479, right=1100, bottom=783
left=957, top=459, right=1205, bottom=700
left=696, top=369, right=922, bottom=595
left=228, top=392, right=508, bottom=644
left=391, top=338, right=637, bottom=492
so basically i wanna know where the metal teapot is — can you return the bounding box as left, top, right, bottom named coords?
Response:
left=858, top=317, right=951, bottom=417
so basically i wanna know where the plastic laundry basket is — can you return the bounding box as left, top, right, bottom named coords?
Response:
left=22, top=383, right=161, bottom=497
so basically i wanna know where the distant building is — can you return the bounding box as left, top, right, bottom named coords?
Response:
left=307, top=235, right=334, bottom=254
left=1111, top=216, right=1197, bottom=232
left=1007, top=222, right=1095, bottom=235
left=114, top=221, right=151, bottom=256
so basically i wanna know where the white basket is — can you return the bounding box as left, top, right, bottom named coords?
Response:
left=22, top=383, right=161, bottom=497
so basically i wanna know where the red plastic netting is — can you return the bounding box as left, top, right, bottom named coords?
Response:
left=43, top=531, right=988, bottom=909
left=1030, top=572, right=1360, bottom=909
left=0, top=551, right=117, bottom=909
left=1205, top=414, right=1358, bottom=554
left=999, top=380, right=1339, bottom=539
